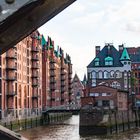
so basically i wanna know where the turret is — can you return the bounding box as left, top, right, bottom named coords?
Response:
left=120, top=48, right=131, bottom=68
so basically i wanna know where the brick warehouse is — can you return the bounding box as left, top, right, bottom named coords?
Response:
left=0, top=31, right=42, bottom=121
left=42, top=35, right=72, bottom=110
left=0, top=31, right=73, bottom=121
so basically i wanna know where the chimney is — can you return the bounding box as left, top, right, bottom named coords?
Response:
left=95, top=46, right=100, bottom=55
left=119, top=44, right=124, bottom=52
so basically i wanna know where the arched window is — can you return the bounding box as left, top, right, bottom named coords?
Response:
left=110, top=71, right=115, bottom=78
left=92, top=71, right=96, bottom=79
left=116, top=71, right=121, bottom=78
left=105, top=56, right=113, bottom=66
left=99, top=71, right=103, bottom=79
left=104, top=71, right=109, bottom=79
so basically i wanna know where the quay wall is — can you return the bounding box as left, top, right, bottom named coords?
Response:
left=79, top=108, right=140, bottom=136
left=0, top=112, right=72, bottom=132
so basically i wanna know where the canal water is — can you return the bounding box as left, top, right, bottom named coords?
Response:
left=20, top=115, right=140, bottom=140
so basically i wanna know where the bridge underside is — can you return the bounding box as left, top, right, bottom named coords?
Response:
left=43, top=109, right=80, bottom=115
left=0, top=0, right=76, bottom=54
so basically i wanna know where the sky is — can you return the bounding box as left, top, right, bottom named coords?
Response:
left=39, top=0, right=140, bottom=80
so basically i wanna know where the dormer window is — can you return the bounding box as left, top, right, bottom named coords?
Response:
left=105, top=56, right=113, bottom=66
left=94, top=57, right=99, bottom=66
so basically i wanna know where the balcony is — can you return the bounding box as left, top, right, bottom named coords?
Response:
left=61, top=87, right=65, bottom=93
left=31, top=47, right=39, bottom=52
left=31, top=73, right=39, bottom=78
left=50, top=71, right=56, bottom=77
left=31, top=55, right=39, bottom=61
left=6, top=52, right=17, bottom=59
left=61, top=84, right=65, bottom=88
left=32, top=83, right=39, bottom=87
left=6, top=76, right=16, bottom=81
left=50, top=64, right=56, bottom=70
left=32, top=64, right=39, bottom=69
left=61, top=76, right=66, bottom=81
left=61, top=65, right=65, bottom=69
left=50, top=79, right=56, bottom=84
left=50, top=85, right=55, bottom=91
left=61, top=71, right=65, bottom=75
left=7, top=91, right=17, bottom=97
left=7, top=106, right=14, bottom=110
left=32, top=93, right=39, bottom=99
left=69, top=91, right=72, bottom=95
left=6, top=65, right=17, bottom=70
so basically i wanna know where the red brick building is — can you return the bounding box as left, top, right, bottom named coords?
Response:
left=71, top=74, right=84, bottom=108
left=127, top=47, right=140, bottom=95
left=87, top=85, right=128, bottom=111
left=0, top=31, right=73, bottom=121
left=0, top=31, right=42, bottom=121
left=42, top=36, right=72, bottom=110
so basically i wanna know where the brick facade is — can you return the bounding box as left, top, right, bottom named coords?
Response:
left=0, top=31, right=42, bottom=121
left=42, top=36, right=72, bottom=109
left=87, top=85, right=128, bottom=111
left=71, top=74, right=84, bottom=108
left=0, top=31, right=73, bottom=121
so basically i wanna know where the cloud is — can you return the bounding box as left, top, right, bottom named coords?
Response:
left=71, top=11, right=105, bottom=27
left=39, top=0, right=140, bottom=80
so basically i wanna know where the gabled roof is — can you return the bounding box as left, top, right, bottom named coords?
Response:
left=87, top=45, right=123, bottom=68
left=41, top=35, right=47, bottom=46
left=120, top=48, right=130, bottom=61
left=72, top=74, right=84, bottom=88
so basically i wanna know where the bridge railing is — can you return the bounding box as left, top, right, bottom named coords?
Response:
left=43, top=104, right=81, bottom=112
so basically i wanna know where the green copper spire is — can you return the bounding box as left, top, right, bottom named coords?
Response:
left=120, top=48, right=130, bottom=60
left=41, top=35, right=46, bottom=46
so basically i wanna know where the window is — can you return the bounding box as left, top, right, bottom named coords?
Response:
left=102, top=93, right=107, bottom=96
left=89, top=73, right=92, bottom=79
left=104, top=71, right=109, bottom=79
left=92, top=71, right=96, bottom=79
left=98, top=71, right=103, bottom=79
left=92, top=79, right=96, bottom=87
left=124, top=77, right=128, bottom=89
left=94, top=57, right=99, bottom=66
left=111, top=81, right=121, bottom=89
left=135, top=73, right=137, bottom=78
left=102, top=100, right=110, bottom=107
left=116, top=71, right=121, bottom=78
left=95, top=93, right=99, bottom=96
left=124, top=62, right=127, bottom=65
left=95, top=61, right=99, bottom=66
left=110, top=71, right=115, bottom=78
left=105, top=56, right=113, bottom=66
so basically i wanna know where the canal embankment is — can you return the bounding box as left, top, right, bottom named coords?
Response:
left=79, top=106, right=140, bottom=136
left=0, top=112, right=72, bottom=132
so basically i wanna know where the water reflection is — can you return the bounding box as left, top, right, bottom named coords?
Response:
left=20, top=115, right=140, bottom=140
